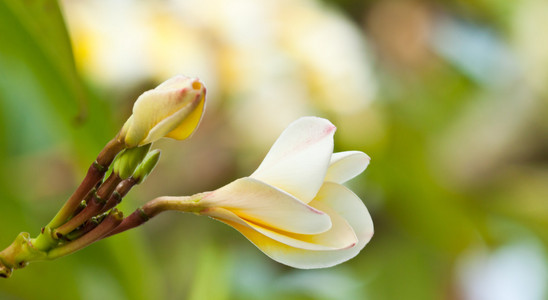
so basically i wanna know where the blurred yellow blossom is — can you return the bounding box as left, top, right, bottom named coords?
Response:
left=512, top=0, right=548, bottom=94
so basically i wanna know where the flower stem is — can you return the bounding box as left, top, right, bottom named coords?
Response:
left=99, top=177, right=138, bottom=213
left=28, top=138, right=125, bottom=253
left=0, top=232, right=48, bottom=278
left=47, top=138, right=125, bottom=230
left=60, top=176, right=138, bottom=240
left=47, top=210, right=123, bottom=260
left=54, top=173, right=122, bottom=238
left=105, top=193, right=207, bottom=238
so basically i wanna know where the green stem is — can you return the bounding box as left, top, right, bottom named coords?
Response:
left=0, top=263, right=10, bottom=278
left=143, top=194, right=207, bottom=216
left=0, top=210, right=123, bottom=278
left=30, top=227, right=58, bottom=252
left=0, top=233, right=48, bottom=278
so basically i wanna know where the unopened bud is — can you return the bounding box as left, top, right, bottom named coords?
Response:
left=119, top=75, right=206, bottom=147
left=113, top=144, right=151, bottom=179
left=133, top=149, right=161, bottom=184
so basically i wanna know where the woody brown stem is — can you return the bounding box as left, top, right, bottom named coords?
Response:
left=104, top=209, right=150, bottom=238
left=29, top=138, right=125, bottom=252
left=47, top=210, right=123, bottom=260
left=100, top=177, right=138, bottom=213
left=105, top=193, right=206, bottom=238
left=54, top=173, right=122, bottom=238
left=47, top=138, right=125, bottom=229
left=62, top=177, right=138, bottom=240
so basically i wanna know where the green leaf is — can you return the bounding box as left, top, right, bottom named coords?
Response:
left=0, top=0, right=87, bottom=154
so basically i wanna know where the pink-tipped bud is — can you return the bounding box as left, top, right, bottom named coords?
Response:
left=120, top=75, right=206, bottom=147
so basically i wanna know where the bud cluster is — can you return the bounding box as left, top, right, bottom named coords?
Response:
left=0, top=75, right=206, bottom=278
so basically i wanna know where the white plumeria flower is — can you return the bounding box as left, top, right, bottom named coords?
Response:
left=120, top=75, right=206, bottom=147
left=163, top=116, right=373, bottom=268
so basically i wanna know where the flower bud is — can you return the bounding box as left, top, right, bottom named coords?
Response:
left=112, top=144, right=151, bottom=179
left=120, top=75, right=206, bottom=147
left=132, top=149, right=161, bottom=184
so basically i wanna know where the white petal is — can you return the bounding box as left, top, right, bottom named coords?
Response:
left=260, top=182, right=373, bottom=269
left=250, top=117, right=335, bottom=203
left=305, top=182, right=374, bottom=267
left=164, top=93, right=205, bottom=141
left=125, top=76, right=206, bottom=146
left=245, top=200, right=357, bottom=250
left=141, top=91, right=203, bottom=145
left=154, top=75, right=198, bottom=91
left=205, top=182, right=373, bottom=269
left=203, top=206, right=356, bottom=251
left=125, top=89, right=182, bottom=145
left=325, top=151, right=370, bottom=184
left=200, top=177, right=332, bottom=235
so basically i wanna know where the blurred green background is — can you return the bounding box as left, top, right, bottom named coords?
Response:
left=1, top=0, right=548, bottom=299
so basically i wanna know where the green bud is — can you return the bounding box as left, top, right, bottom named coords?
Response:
left=133, top=149, right=161, bottom=184
left=113, top=144, right=152, bottom=179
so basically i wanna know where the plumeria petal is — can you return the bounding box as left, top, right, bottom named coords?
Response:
left=211, top=217, right=352, bottom=269
left=122, top=75, right=206, bottom=147
left=325, top=151, right=370, bottom=184
left=250, top=117, right=335, bottom=203
left=142, top=91, right=204, bottom=144
left=154, top=75, right=200, bottom=90
left=126, top=89, right=186, bottom=145
left=203, top=206, right=356, bottom=251
left=203, top=181, right=372, bottom=269
left=265, top=182, right=373, bottom=269
left=302, top=182, right=374, bottom=267
left=164, top=94, right=205, bottom=140
left=199, top=177, right=332, bottom=235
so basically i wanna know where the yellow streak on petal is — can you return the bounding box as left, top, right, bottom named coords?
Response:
left=240, top=203, right=356, bottom=250
left=214, top=217, right=300, bottom=257
left=203, top=182, right=373, bottom=269
left=203, top=205, right=355, bottom=251
left=165, top=94, right=205, bottom=140
left=202, top=178, right=332, bottom=234
left=213, top=217, right=356, bottom=269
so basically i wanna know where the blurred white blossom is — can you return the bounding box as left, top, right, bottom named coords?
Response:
left=61, top=0, right=376, bottom=148
left=457, top=242, right=548, bottom=300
